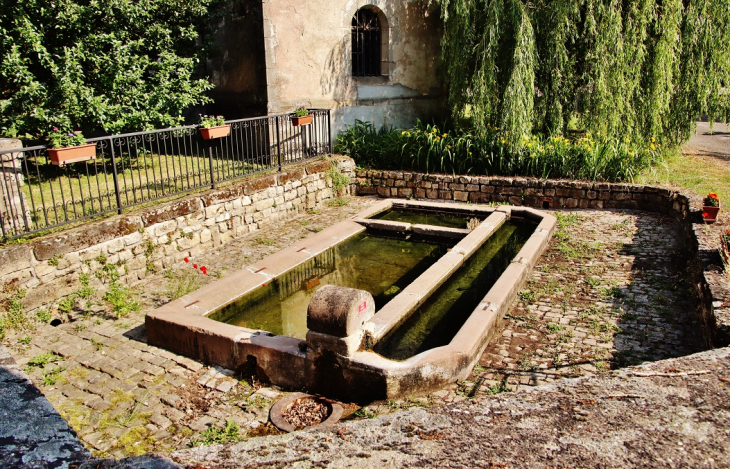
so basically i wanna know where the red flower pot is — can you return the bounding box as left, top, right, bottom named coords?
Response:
left=47, top=144, right=97, bottom=167
left=291, top=115, right=313, bottom=127
left=702, top=205, right=720, bottom=224
left=200, top=125, right=231, bottom=140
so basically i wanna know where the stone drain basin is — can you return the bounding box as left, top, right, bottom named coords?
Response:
left=146, top=199, right=556, bottom=402
left=269, top=393, right=343, bottom=433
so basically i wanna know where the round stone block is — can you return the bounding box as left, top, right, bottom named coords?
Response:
left=307, top=285, right=375, bottom=337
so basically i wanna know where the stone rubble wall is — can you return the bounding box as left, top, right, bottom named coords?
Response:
left=0, top=157, right=355, bottom=312
left=355, top=169, right=728, bottom=347
left=356, top=170, right=688, bottom=214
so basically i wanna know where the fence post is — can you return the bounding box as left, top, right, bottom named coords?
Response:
left=109, top=140, right=123, bottom=215
left=208, top=141, right=216, bottom=189
left=275, top=116, right=282, bottom=172
left=327, top=109, right=333, bottom=154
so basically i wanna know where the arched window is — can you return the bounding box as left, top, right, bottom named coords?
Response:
left=351, top=9, right=381, bottom=77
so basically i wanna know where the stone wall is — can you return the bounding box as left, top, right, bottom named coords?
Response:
left=354, top=169, right=729, bottom=347
left=355, top=170, right=689, bottom=215
left=0, top=157, right=355, bottom=312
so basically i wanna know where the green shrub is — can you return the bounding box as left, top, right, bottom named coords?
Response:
left=335, top=120, right=662, bottom=182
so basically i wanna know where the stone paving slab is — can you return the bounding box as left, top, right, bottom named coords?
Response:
left=1, top=197, right=382, bottom=459
left=471, top=209, right=705, bottom=394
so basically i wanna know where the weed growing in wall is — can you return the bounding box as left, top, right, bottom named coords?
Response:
left=326, top=159, right=350, bottom=196
left=0, top=281, right=29, bottom=339
left=95, top=258, right=139, bottom=318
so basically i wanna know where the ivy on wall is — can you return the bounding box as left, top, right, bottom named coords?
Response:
left=435, top=0, right=730, bottom=146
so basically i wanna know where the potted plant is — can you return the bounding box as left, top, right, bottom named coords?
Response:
left=199, top=115, right=230, bottom=139
left=291, top=106, right=313, bottom=127
left=702, top=192, right=720, bottom=224
left=46, top=127, right=96, bottom=166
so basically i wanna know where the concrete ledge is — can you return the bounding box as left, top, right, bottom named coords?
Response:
left=347, top=198, right=391, bottom=219
left=451, top=211, right=507, bottom=258
left=368, top=293, right=422, bottom=340
left=353, top=219, right=411, bottom=232
left=411, top=224, right=470, bottom=239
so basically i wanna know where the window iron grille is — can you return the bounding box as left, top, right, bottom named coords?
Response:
left=351, top=9, right=381, bottom=77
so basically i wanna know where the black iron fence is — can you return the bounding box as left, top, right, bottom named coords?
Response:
left=0, top=109, right=332, bottom=238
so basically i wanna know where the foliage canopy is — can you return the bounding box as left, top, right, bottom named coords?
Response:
left=435, top=0, right=730, bottom=146
left=0, top=0, right=215, bottom=138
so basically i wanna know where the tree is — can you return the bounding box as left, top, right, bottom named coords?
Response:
left=436, top=0, right=730, bottom=146
left=0, top=0, right=215, bottom=138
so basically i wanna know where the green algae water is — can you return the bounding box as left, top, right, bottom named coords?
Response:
left=373, top=220, right=535, bottom=360
left=371, top=208, right=481, bottom=229
left=209, top=233, right=450, bottom=339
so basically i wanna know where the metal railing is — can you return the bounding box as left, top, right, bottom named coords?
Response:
left=0, top=109, right=332, bottom=238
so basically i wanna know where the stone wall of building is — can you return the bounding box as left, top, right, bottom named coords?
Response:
left=0, top=157, right=355, bottom=312
left=209, top=0, right=446, bottom=130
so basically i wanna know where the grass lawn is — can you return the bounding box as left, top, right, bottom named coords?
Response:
left=636, top=148, right=730, bottom=202
left=15, top=153, right=269, bottom=233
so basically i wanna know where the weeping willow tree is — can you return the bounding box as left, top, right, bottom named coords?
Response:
left=436, top=0, right=730, bottom=146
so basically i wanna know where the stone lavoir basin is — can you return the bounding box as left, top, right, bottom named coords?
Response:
left=146, top=199, right=556, bottom=402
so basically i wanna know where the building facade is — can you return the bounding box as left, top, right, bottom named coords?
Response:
left=206, top=0, right=445, bottom=131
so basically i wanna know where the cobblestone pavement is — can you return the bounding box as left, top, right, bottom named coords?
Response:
left=466, top=209, right=705, bottom=396
left=3, top=199, right=707, bottom=458
left=6, top=197, right=379, bottom=458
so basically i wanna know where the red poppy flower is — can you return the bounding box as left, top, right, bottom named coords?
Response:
left=193, top=264, right=198, bottom=269
left=200, top=266, right=207, bottom=275
left=703, top=212, right=709, bottom=218
left=184, top=257, right=189, bottom=263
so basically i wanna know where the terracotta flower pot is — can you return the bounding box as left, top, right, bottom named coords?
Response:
left=702, top=205, right=720, bottom=224
left=47, top=143, right=97, bottom=167
left=291, top=115, right=313, bottom=127
left=200, top=125, right=231, bottom=140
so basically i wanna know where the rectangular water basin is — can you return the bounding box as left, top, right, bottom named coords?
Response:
left=146, top=199, right=556, bottom=402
